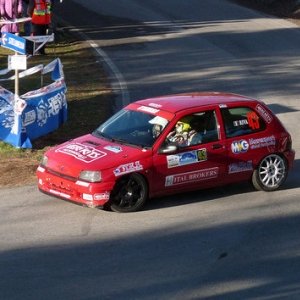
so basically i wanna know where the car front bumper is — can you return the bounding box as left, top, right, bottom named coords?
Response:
left=37, top=166, right=114, bottom=208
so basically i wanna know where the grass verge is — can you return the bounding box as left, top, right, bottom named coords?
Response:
left=0, top=29, right=113, bottom=187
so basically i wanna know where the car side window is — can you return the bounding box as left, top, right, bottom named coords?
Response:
left=221, top=107, right=266, bottom=138
left=166, top=110, right=219, bottom=147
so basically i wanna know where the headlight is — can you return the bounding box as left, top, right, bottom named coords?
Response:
left=40, top=155, right=48, bottom=167
left=79, top=171, right=102, bottom=183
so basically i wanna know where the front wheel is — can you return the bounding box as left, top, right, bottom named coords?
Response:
left=252, top=154, right=287, bottom=191
left=109, top=173, right=148, bottom=213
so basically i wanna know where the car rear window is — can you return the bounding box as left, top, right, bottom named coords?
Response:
left=221, top=107, right=266, bottom=138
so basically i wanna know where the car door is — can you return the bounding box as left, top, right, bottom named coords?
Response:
left=151, top=108, right=227, bottom=196
left=220, top=104, right=269, bottom=182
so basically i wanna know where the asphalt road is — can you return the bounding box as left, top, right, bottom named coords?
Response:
left=1, top=1, right=300, bottom=299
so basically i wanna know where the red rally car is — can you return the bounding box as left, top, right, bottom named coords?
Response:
left=37, top=92, right=295, bottom=212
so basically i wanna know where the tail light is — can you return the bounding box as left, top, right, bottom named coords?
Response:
left=286, top=135, right=292, bottom=151
left=282, top=134, right=292, bottom=151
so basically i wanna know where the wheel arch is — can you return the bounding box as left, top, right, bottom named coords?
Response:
left=111, top=171, right=150, bottom=195
left=253, top=151, right=288, bottom=171
left=106, top=171, right=150, bottom=212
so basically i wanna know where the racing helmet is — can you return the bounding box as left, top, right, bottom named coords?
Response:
left=175, top=116, right=192, bottom=134
left=149, top=116, right=168, bottom=138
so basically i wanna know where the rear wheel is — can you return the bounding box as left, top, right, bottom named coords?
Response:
left=252, top=154, right=287, bottom=191
left=109, top=173, right=148, bottom=213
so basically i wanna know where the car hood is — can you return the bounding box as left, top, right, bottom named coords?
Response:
left=45, top=134, right=151, bottom=177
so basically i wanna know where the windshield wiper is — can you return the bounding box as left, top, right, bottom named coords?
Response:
left=93, top=131, right=151, bottom=149
left=93, top=130, right=114, bottom=141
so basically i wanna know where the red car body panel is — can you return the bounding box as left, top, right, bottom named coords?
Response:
left=36, top=92, right=295, bottom=208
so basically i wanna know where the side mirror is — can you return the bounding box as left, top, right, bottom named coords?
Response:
left=159, top=144, right=177, bottom=154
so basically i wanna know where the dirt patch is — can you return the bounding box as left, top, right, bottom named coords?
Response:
left=0, top=158, right=39, bottom=187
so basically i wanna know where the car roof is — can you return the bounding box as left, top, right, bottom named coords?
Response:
left=134, top=92, right=258, bottom=114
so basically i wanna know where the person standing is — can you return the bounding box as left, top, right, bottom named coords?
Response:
left=0, top=0, right=23, bottom=34
left=22, top=0, right=31, bottom=35
left=27, top=0, right=51, bottom=54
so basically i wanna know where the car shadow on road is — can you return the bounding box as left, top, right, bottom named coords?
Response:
left=146, top=158, right=300, bottom=211
left=268, top=103, right=299, bottom=114
left=282, top=157, right=300, bottom=189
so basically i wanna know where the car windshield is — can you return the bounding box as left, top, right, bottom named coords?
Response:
left=93, top=109, right=169, bottom=148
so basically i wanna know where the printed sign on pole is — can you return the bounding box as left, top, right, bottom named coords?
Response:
left=0, top=32, right=26, bottom=55
left=8, top=55, right=27, bottom=70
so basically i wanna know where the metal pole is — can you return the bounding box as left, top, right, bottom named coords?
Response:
left=12, top=52, right=21, bottom=147
left=15, top=72, right=19, bottom=96
left=14, top=52, right=19, bottom=98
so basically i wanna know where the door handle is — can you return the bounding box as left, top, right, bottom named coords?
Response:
left=212, top=143, right=223, bottom=150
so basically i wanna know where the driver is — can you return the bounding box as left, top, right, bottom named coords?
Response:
left=167, top=117, right=192, bottom=146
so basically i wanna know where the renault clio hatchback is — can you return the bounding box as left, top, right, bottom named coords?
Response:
left=37, top=92, right=295, bottom=212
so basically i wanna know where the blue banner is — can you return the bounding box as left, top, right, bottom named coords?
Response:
left=0, top=59, right=67, bottom=148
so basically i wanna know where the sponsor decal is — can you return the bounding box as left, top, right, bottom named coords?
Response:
left=247, top=111, right=260, bottom=130
left=148, top=103, right=162, bottom=108
left=83, top=194, right=93, bottom=201
left=167, top=148, right=207, bottom=168
left=137, top=105, right=159, bottom=114
left=231, top=140, right=249, bottom=154
left=256, top=104, right=273, bottom=124
left=113, top=161, right=143, bottom=176
left=165, top=167, right=219, bottom=186
left=229, top=160, right=253, bottom=174
left=249, top=135, right=276, bottom=149
left=76, top=180, right=90, bottom=187
left=219, top=104, right=227, bottom=108
left=94, top=192, right=110, bottom=201
left=23, top=91, right=67, bottom=127
left=197, top=149, right=207, bottom=161
left=233, top=119, right=248, bottom=127
left=49, top=189, right=71, bottom=199
left=167, top=155, right=179, bottom=168
left=167, top=151, right=197, bottom=168
left=56, top=142, right=106, bottom=163
left=23, top=110, right=36, bottom=126
left=104, top=145, right=122, bottom=153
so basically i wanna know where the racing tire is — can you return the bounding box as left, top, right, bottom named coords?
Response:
left=252, top=154, right=287, bottom=191
left=109, top=173, right=148, bottom=213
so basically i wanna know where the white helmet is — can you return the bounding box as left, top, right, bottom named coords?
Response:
left=149, top=116, right=168, bottom=138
